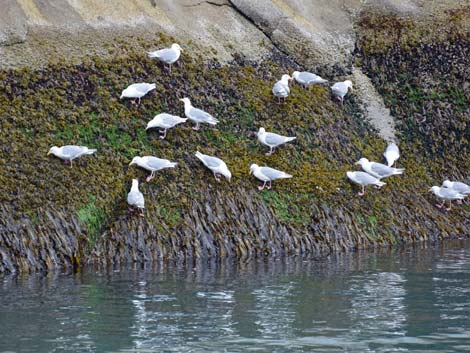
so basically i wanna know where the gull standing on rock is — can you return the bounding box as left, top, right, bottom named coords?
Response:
left=356, top=158, right=404, bottom=180
left=346, top=171, right=385, bottom=196
left=383, top=143, right=400, bottom=167
left=48, top=145, right=96, bottom=168
left=331, top=80, right=353, bottom=104
left=257, top=127, right=296, bottom=155
left=180, top=97, right=218, bottom=130
left=127, top=179, right=145, bottom=217
left=249, top=164, right=292, bottom=190
left=148, top=43, right=182, bottom=72
left=146, top=113, right=188, bottom=139
left=429, top=186, right=465, bottom=211
left=292, top=71, right=327, bottom=88
left=129, top=156, right=178, bottom=182
left=120, top=83, right=156, bottom=105
left=272, top=74, right=292, bottom=103
left=195, top=151, right=231, bottom=182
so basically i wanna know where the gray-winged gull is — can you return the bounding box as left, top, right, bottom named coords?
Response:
left=129, top=156, right=178, bottom=182
left=272, top=74, right=292, bottom=103
left=356, top=158, right=404, bottom=180
left=430, top=186, right=465, bottom=211
left=442, top=180, right=470, bottom=195
left=120, top=83, right=156, bottom=104
left=195, top=151, right=231, bottom=181
left=346, top=171, right=385, bottom=196
left=146, top=113, right=188, bottom=139
left=257, top=127, right=296, bottom=155
left=249, top=164, right=292, bottom=190
left=148, top=43, right=182, bottom=72
left=331, top=80, right=353, bottom=104
left=180, top=97, right=218, bottom=130
left=127, top=179, right=145, bottom=216
left=48, top=145, right=96, bottom=168
left=292, top=71, right=327, bottom=88
left=383, top=143, right=400, bottom=167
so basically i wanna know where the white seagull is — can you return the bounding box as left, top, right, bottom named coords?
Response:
left=257, top=127, right=296, bottom=155
left=429, top=186, right=465, bottom=211
left=249, top=164, right=292, bottom=190
left=272, top=74, right=292, bottom=103
left=292, top=71, right=327, bottom=88
left=146, top=113, right=188, bottom=139
left=48, top=145, right=96, bottom=168
left=179, top=97, right=218, bottom=130
left=195, top=151, right=231, bottom=182
left=127, top=179, right=145, bottom=217
left=331, top=80, right=353, bottom=104
left=147, top=43, right=182, bottom=72
left=129, top=156, right=178, bottom=182
left=120, top=83, right=156, bottom=104
left=346, top=171, right=385, bottom=196
left=383, top=143, right=400, bottom=167
left=355, top=158, right=404, bottom=180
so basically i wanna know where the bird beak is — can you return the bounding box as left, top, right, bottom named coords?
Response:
left=47, top=151, right=51, bottom=155
left=179, top=98, right=184, bottom=102
left=129, top=161, right=134, bottom=166
left=428, top=188, right=432, bottom=192
left=354, top=161, right=360, bottom=165
left=249, top=170, right=253, bottom=175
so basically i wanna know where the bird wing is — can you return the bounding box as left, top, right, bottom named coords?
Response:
left=127, top=190, right=145, bottom=208
left=200, top=155, right=222, bottom=169
left=133, top=83, right=155, bottom=94
left=453, top=182, right=470, bottom=194
left=354, top=172, right=379, bottom=184
left=265, top=132, right=287, bottom=146
left=61, top=145, right=86, bottom=158
left=298, top=72, right=317, bottom=83
left=146, top=157, right=170, bottom=170
left=189, top=107, right=217, bottom=123
left=331, top=83, right=347, bottom=96
left=273, top=82, right=289, bottom=96
left=370, top=163, right=393, bottom=177
left=260, top=167, right=289, bottom=180
left=441, top=188, right=464, bottom=199
left=153, top=48, right=179, bottom=63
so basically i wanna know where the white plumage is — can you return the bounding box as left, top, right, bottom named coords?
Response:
left=47, top=145, right=96, bottom=168
left=127, top=179, right=145, bottom=216
left=346, top=171, right=385, bottom=196
left=257, top=127, right=296, bottom=155
left=249, top=164, right=292, bottom=190
left=383, top=143, right=400, bottom=167
left=146, top=113, right=188, bottom=139
left=195, top=151, right=231, bottom=181
left=331, top=80, right=353, bottom=104
left=180, top=97, right=218, bottom=130
left=129, top=156, right=178, bottom=182
left=148, top=43, right=182, bottom=72
left=120, top=83, right=156, bottom=104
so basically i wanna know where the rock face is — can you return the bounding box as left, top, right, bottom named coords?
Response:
left=0, top=0, right=27, bottom=45
left=0, top=1, right=469, bottom=273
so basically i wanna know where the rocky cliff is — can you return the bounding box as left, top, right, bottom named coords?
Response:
left=0, top=0, right=469, bottom=273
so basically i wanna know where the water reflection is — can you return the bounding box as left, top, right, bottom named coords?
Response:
left=1, top=241, right=470, bottom=352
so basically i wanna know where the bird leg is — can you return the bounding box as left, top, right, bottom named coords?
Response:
left=138, top=97, right=141, bottom=105
left=266, top=147, right=274, bottom=156
left=139, top=208, right=145, bottom=217
left=159, top=129, right=167, bottom=139
left=277, top=97, right=281, bottom=105
left=267, top=180, right=272, bottom=189
left=168, top=64, right=172, bottom=73
left=192, top=122, right=200, bottom=131
left=258, top=181, right=267, bottom=191
left=70, top=159, right=73, bottom=169
left=358, top=185, right=365, bottom=196
left=457, top=199, right=463, bottom=205
left=146, top=171, right=155, bottom=182
left=213, top=173, right=221, bottom=182
left=446, top=201, right=452, bottom=211
left=435, top=201, right=445, bottom=209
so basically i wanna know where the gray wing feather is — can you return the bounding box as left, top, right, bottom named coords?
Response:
left=146, top=157, right=169, bottom=170
left=370, top=163, right=394, bottom=177
left=273, top=82, right=289, bottom=96
left=201, top=155, right=222, bottom=168
left=127, top=191, right=144, bottom=208
left=155, top=48, right=179, bottom=63
left=260, top=167, right=288, bottom=180
left=189, top=107, right=217, bottom=123
left=265, top=133, right=287, bottom=146
left=62, top=145, right=85, bottom=158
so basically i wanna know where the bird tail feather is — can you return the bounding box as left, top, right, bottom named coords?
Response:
left=85, top=149, right=97, bottom=155
left=393, top=168, right=405, bottom=175
left=286, top=137, right=296, bottom=142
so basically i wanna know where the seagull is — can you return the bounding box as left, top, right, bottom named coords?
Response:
left=179, top=97, right=218, bottom=130
left=47, top=145, right=96, bottom=168
left=148, top=43, right=182, bottom=72
left=383, top=143, right=400, bottom=167
left=129, top=156, right=178, bottom=182
left=195, top=151, right=231, bottom=182
left=257, top=127, right=296, bottom=155
left=146, top=113, right=188, bottom=139
left=120, top=83, right=156, bottom=105
left=249, top=164, right=292, bottom=190
left=292, top=71, right=327, bottom=88
left=346, top=171, right=385, bottom=196
left=272, top=74, right=292, bottom=104
left=429, top=186, right=465, bottom=211
left=127, top=179, right=145, bottom=217
left=355, top=158, right=404, bottom=180
left=331, top=80, right=353, bottom=104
